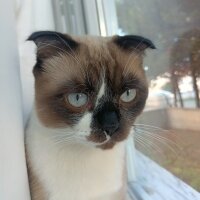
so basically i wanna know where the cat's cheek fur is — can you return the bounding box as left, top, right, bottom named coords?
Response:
left=72, top=112, right=92, bottom=137
left=26, top=110, right=126, bottom=200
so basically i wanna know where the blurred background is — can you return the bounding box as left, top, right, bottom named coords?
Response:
left=1, top=0, right=200, bottom=197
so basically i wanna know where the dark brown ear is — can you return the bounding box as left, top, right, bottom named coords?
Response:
left=114, top=35, right=156, bottom=52
left=27, top=31, right=79, bottom=60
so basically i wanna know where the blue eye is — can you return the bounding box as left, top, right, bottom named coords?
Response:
left=120, top=89, right=137, bottom=102
left=67, top=93, right=88, bottom=107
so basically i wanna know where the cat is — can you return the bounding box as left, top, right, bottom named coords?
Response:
left=25, top=31, right=155, bottom=200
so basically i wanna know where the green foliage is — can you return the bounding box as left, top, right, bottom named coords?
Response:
left=115, top=0, right=200, bottom=78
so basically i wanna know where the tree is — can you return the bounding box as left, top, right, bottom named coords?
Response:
left=170, top=29, right=200, bottom=107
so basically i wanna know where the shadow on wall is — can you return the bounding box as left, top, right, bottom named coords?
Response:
left=136, top=109, right=169, bottom=129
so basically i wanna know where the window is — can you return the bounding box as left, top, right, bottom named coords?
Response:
left=113, top=0, right=200, bottom=192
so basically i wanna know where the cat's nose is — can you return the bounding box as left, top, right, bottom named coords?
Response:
left=97, top=111, right=119, bottom=136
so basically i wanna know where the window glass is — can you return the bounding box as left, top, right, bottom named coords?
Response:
left=115, top=0, right=200, bottom=191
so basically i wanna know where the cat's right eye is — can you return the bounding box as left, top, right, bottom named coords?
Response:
left=120, top=89, right=137, bottom=103
left=66, top=93, right=88, bottom=107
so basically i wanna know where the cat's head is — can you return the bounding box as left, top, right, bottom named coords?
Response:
left=28, top=31, right=155, bottom=149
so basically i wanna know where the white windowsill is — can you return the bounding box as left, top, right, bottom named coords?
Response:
left=128, top=151, right=200, bottom=200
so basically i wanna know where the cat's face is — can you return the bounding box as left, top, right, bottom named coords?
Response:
left=29, top=31, right=155, bottom=149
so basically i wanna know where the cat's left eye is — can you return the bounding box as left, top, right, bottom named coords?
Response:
left=120, top=89, right=137, bottom=103
left=67, top=93, right=88, bottom=107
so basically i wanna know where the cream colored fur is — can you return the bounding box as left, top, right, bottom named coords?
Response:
left=26, top=109, right=126, bottom=200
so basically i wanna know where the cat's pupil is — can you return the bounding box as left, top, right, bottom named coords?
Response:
left=76, top=94, right=80, bottom=101
left=127, top=90, right=130, bottom=96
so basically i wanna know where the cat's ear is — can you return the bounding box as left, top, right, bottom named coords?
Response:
left=114, top=35, right=156, bottom=52
left=27, top=31, right=79, bottom=59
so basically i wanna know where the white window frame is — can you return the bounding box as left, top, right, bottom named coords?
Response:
left=51, top=0, right=118, bottom=36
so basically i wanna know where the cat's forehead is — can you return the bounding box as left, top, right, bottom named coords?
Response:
left=73, top=35, right=142, bottom=69
left=29, top=31, right=155, bottom=83
left=40, top=35, right=145, bottom=89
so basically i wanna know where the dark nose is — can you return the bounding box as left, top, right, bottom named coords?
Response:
left=96, top=111, right=119, bottom=136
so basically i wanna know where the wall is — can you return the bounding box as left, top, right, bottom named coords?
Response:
left=0, top=0, right=30, bottom=199
left=167, top=108, right=200, bottom=131
left=136, top=108, right=170, bottom=129
left=137, top=107, right=200, bottom=132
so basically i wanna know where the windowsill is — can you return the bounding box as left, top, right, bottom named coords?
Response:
left=128, top=151, right=200, bottom=200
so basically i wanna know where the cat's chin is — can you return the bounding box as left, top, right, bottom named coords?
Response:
left=97, top=141, right=117, bottom=150
left=80, top=138, right=117, bottom=150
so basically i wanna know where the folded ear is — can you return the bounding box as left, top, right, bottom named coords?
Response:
left=27, top=31, right=79, bottom=60
left=114, top=35, right=156, bottom=52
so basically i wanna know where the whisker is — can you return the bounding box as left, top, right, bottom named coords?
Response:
left=134, top=123, right=168, bottom=132
left=135, top=136, right=153, bottom=153
left=135, top=128, right=175, bottom=147
left=37, top=42, right=86, bottom=77
left=54, top=138, right=75, bottom=145
left=52, top=33, right=88, bottom=78
left=54, top=32, right=82, bottom=66
left=51, top=134, right=74, bottom=140
left=49, top=129, right=111, bottom=147
left=135, top=134, right=164, bottom=156
left=134, top=128, right=180, bottom=158
left=122, top=37, right=146, bottom=77
left=38, top=42, right=75, bottom=60
left=134, top=124, right=185, bottom=146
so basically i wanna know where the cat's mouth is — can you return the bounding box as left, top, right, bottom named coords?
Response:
left=86, top=127, right=129, bottom=149
left=92, top=131, right=111, bottom=146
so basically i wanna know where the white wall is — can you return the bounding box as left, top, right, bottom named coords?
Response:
left=0, top=0, right=56, bottom=199
left=0, top=0, right=30, bottom=199
left=17, top=0, right=55, bottom=124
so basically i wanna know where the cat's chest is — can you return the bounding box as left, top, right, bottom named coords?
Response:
left=28, top=133, right=125, bottom=200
